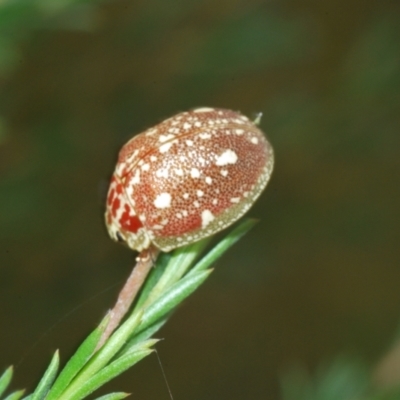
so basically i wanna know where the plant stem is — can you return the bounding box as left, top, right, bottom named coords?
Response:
left=97, top=245, right=159, bottom=349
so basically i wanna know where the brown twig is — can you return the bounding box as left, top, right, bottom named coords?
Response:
left=97, top=245, right=159, bottom=350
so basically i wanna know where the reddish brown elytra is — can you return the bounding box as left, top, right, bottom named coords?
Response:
left=105, top=107, right=274, bottom=253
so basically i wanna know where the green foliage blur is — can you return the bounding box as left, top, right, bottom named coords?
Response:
left=0, top=0, right=399, bottom=399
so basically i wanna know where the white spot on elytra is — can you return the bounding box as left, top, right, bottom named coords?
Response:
left=230, top=197, right=240, bottom=203
left=132, top=170, right=140, bottom=184
left=205, top=176, right=212, bottom=184
left=126, top=185, right=134, bottom=197
left=193, top=200, right=200, bottom=208
left=182, top=210, right=188, bottom=217
left=154, top=193, right=171, bottom=209
left=216, top=149, right=238, bottom=166
left=183, top=193, right=189, bottom=199
left=183, top=123, right=191, bottom=130
left=221, top=170, right=228, bottom=177
left=159, top=142, right=173, bottom=153
left=235, top=129, right=244, bottom=135
left=199, top=133, right=211, bottom=139
left=141, top=163, right=150, bottom=171
left=197, top=190, right=204, bottom=197
left=175, top=168, right=184, bottom=176
left=212, top=199, right=218, bottom=205
left=201, top=210, right=214, bottom=228
left=150, top=156, right=157, bottom=162
left=191, top=168, right=200, bottom=178
left=194, top=121, right=202, bottom=127
left=186, top=140, right=194, bottom=146
left=156, top=168, right=168, bottom=178
left=159, top=134, right=174, bottom=143
left=251, top=137, right=259, bottom=144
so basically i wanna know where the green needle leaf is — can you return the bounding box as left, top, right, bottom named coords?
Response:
left=67, top=349, right=152, bottom=400
left=121, top=315, right=169, bottom=352
left=58, top=311, right=143, bottom=400
left=117, top=338, right=159, bottom=358
left=135, top=252, right=172, bottom=309
left=31, top=350, right=59, bottom=400
left=142, top=237, right=212, bottom=307
left=3, top=389, right=25, bottom=400
left=46, top=316, right=109, bottom=400
left=139, top=269, right=213, bottom=332
left=0, top=366, right=13, bottom=397
left=93, top=393, right=130, bottom=400
left=188, top=218, right=258, bottom=275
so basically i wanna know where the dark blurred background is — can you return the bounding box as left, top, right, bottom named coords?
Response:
left=0, top=0, right=400, bottom=399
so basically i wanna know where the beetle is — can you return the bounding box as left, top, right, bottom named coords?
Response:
left=105, top=107, right=274, bottom=253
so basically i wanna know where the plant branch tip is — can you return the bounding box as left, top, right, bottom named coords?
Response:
left=253, top=112, right=263, bottom=125
left=7, top=217, right=257, bottom=399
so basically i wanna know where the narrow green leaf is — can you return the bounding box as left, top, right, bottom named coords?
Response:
left=46, top=316, right=109, bottom=400
left=188, top=219, right=257, bottom=275
left=143, top=237, right=212, bottom=307
left=31, top=350, right=59, bottom=400
left=121, top=338, right=159, bottom=355
left=0, top=366, right=13, bottom=397
left=115, top=338, right=159, bottom=360
left=4, top=389, right=25, bottom=400
left=68, top=349, right=152, bottom=400
left=121, top=315, right=170, bottom=352
left=58, top=311, right=143, bottom=400
left=135, top=251, right=172, bottom=309
left=20, top=395, right=32, bottom=400
left=93, top=393, right=130, bottom=400
left=139, top=269, right=213, bottom=332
